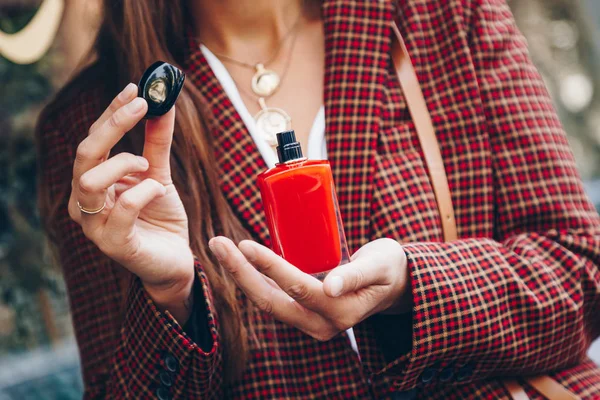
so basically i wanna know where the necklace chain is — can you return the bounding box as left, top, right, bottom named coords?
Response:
left=204, top=10, right=304, bottom=70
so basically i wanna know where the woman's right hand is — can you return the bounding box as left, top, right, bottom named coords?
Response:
left=68, top=83, right=194, bottom=323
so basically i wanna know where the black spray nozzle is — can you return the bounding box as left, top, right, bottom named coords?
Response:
left=276, top=130, right=304, bottom=163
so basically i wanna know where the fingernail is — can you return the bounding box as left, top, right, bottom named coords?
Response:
left=118, top=83, right=137, bottom=101
left=127, top=97, right=145, bottom=113
left=239, top=241, right=256, bottom=262
left=137, top=156, right=149, bottom=167
left=209, top=239, right=226, bottom=261
left=328, top=276, right=344, bottom=297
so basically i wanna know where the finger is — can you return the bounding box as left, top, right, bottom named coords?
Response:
left=77, top=153, right=149, bottom=214
left=143, top=107, right=176, bottom=185
left=262, top=275, right=282, bottom=290
left=237, top=240, right=328, bottom=311
left=104, top=178, right=167, bottom=235
left=113, top=175, right=144, bottom=197
left=322, top=255, right=389, bottom=298
left=90, top=83, right=138, bottom=134
left=209, top=237, right=333, bottom=335
left=73, top=97, right=148, bottom=184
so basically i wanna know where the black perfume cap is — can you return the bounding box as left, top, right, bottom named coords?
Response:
left=276, top=130, right=303, bottom=163
left=138, top=61, right=185, bottom=118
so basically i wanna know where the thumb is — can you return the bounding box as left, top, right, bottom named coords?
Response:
left=322, top=238, right=406, bottom=298
left=322, top=252, right=386, bottom=298
left=143, top=107, right=176, bottom=185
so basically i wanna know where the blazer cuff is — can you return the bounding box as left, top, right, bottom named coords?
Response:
left=369, top=235, right=594, bottom=391
left=114, top=258, right=221, bottom=398
left=182, top=271, right=213, bottom=352
left=369, top=241, right=490, bottom=391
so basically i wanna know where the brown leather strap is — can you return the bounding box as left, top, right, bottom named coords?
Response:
left=390, top=20, right=580, bottom=400
left=390, top=21, right=457, bottom=242
left=503, top=380, right=530, bottom=400
left=525, top=376, right=580, bottom=400
left=502, top=377, right=581, bottom=400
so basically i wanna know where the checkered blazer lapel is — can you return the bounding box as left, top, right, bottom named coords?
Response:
left=323, top=0, right=394, bottom=252
left=185, top=48, right=271, bottom=244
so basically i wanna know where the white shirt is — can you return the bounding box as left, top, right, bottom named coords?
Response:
left=200, top=45, right=359, bottom=357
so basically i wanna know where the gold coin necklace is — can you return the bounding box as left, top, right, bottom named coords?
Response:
left=202, top=12, right=302, bottom=146
left=232, top=31, right=298, bottom=147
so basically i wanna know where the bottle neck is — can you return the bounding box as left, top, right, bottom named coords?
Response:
left=278, top=156, right=307, bottom=166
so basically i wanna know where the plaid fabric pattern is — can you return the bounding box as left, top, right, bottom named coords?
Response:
left=36, top=0, right=600, bottom=398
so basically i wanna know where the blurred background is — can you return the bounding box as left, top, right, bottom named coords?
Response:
left=0, top=0, right=599, bottom=398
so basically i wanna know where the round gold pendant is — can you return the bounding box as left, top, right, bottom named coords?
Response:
left=254, top=107, right=292, bottom=146
left=252, top=63, right=280, bottom=98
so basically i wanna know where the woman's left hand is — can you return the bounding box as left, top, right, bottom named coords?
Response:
left=208, top=237, right=411, bottom=341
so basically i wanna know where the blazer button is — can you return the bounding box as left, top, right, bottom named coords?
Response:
left=156, top=386, right=172, bottom=400
left=159, top=370, right=173, bottom=387
left=420, top=367, right=436, bottom=384
left=439, top=367, right=454, bottom=382
left=456, top=363, right=474, bottom=381
left=164, top=353, right=179, bottom=373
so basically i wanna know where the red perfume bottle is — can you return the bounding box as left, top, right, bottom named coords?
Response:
left=258, top=131, right=349, bottom=275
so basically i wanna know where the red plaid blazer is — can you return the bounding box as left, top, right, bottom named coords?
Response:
left=38, top=0, right=600, bottom=398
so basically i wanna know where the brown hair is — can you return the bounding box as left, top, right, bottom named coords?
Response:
left=38, top=1, right=250, bottom=381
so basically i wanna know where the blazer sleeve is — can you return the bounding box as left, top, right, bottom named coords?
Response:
left=375, top=0, right=600, bottom=390
left=37, top=114, right=224, bottom=399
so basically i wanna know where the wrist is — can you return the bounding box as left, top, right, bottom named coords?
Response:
left=382, top=287, right=412, bottom=314
left=382, top=249, right=412, bottom=315
left=143, top=257, right=195, bottom=325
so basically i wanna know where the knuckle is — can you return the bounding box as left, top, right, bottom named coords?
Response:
left=353, top=268, right=366, bottom=290
left=146, top=178, right=162, bottom=190
left=125, top=153, right=141, bottom=167
left=287, top=284, right=311, bottom=302
left=88, top=121, right=98, bottom=135
left=76, top=140, right=94, bottom=161
left=256, top=258, right=276, bottom=274
left=77, top=174, right=96, bottom=195
left=254, top=298, right=274, bottom=315
left=117, top=194, right=137, bottom=212
left=108, top=98, right=120, bottom=113
left=114, top=153, right=137, bottom=169
left=145, top=135, right=170, bottom=148
left=222, top=260, right=239, bottom=276
left=144, top=131, right=171, bottom=147
left=225, top=262, right=244, bottom=279
left=108, top=110, right=123, bottom=129
left=229, top=258, right=253, bottom=279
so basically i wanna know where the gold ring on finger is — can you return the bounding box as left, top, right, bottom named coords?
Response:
left=77, top=200, right=106, bottom=215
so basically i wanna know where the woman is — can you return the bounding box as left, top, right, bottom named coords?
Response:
left=37, top=0, right=600, bottom=398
